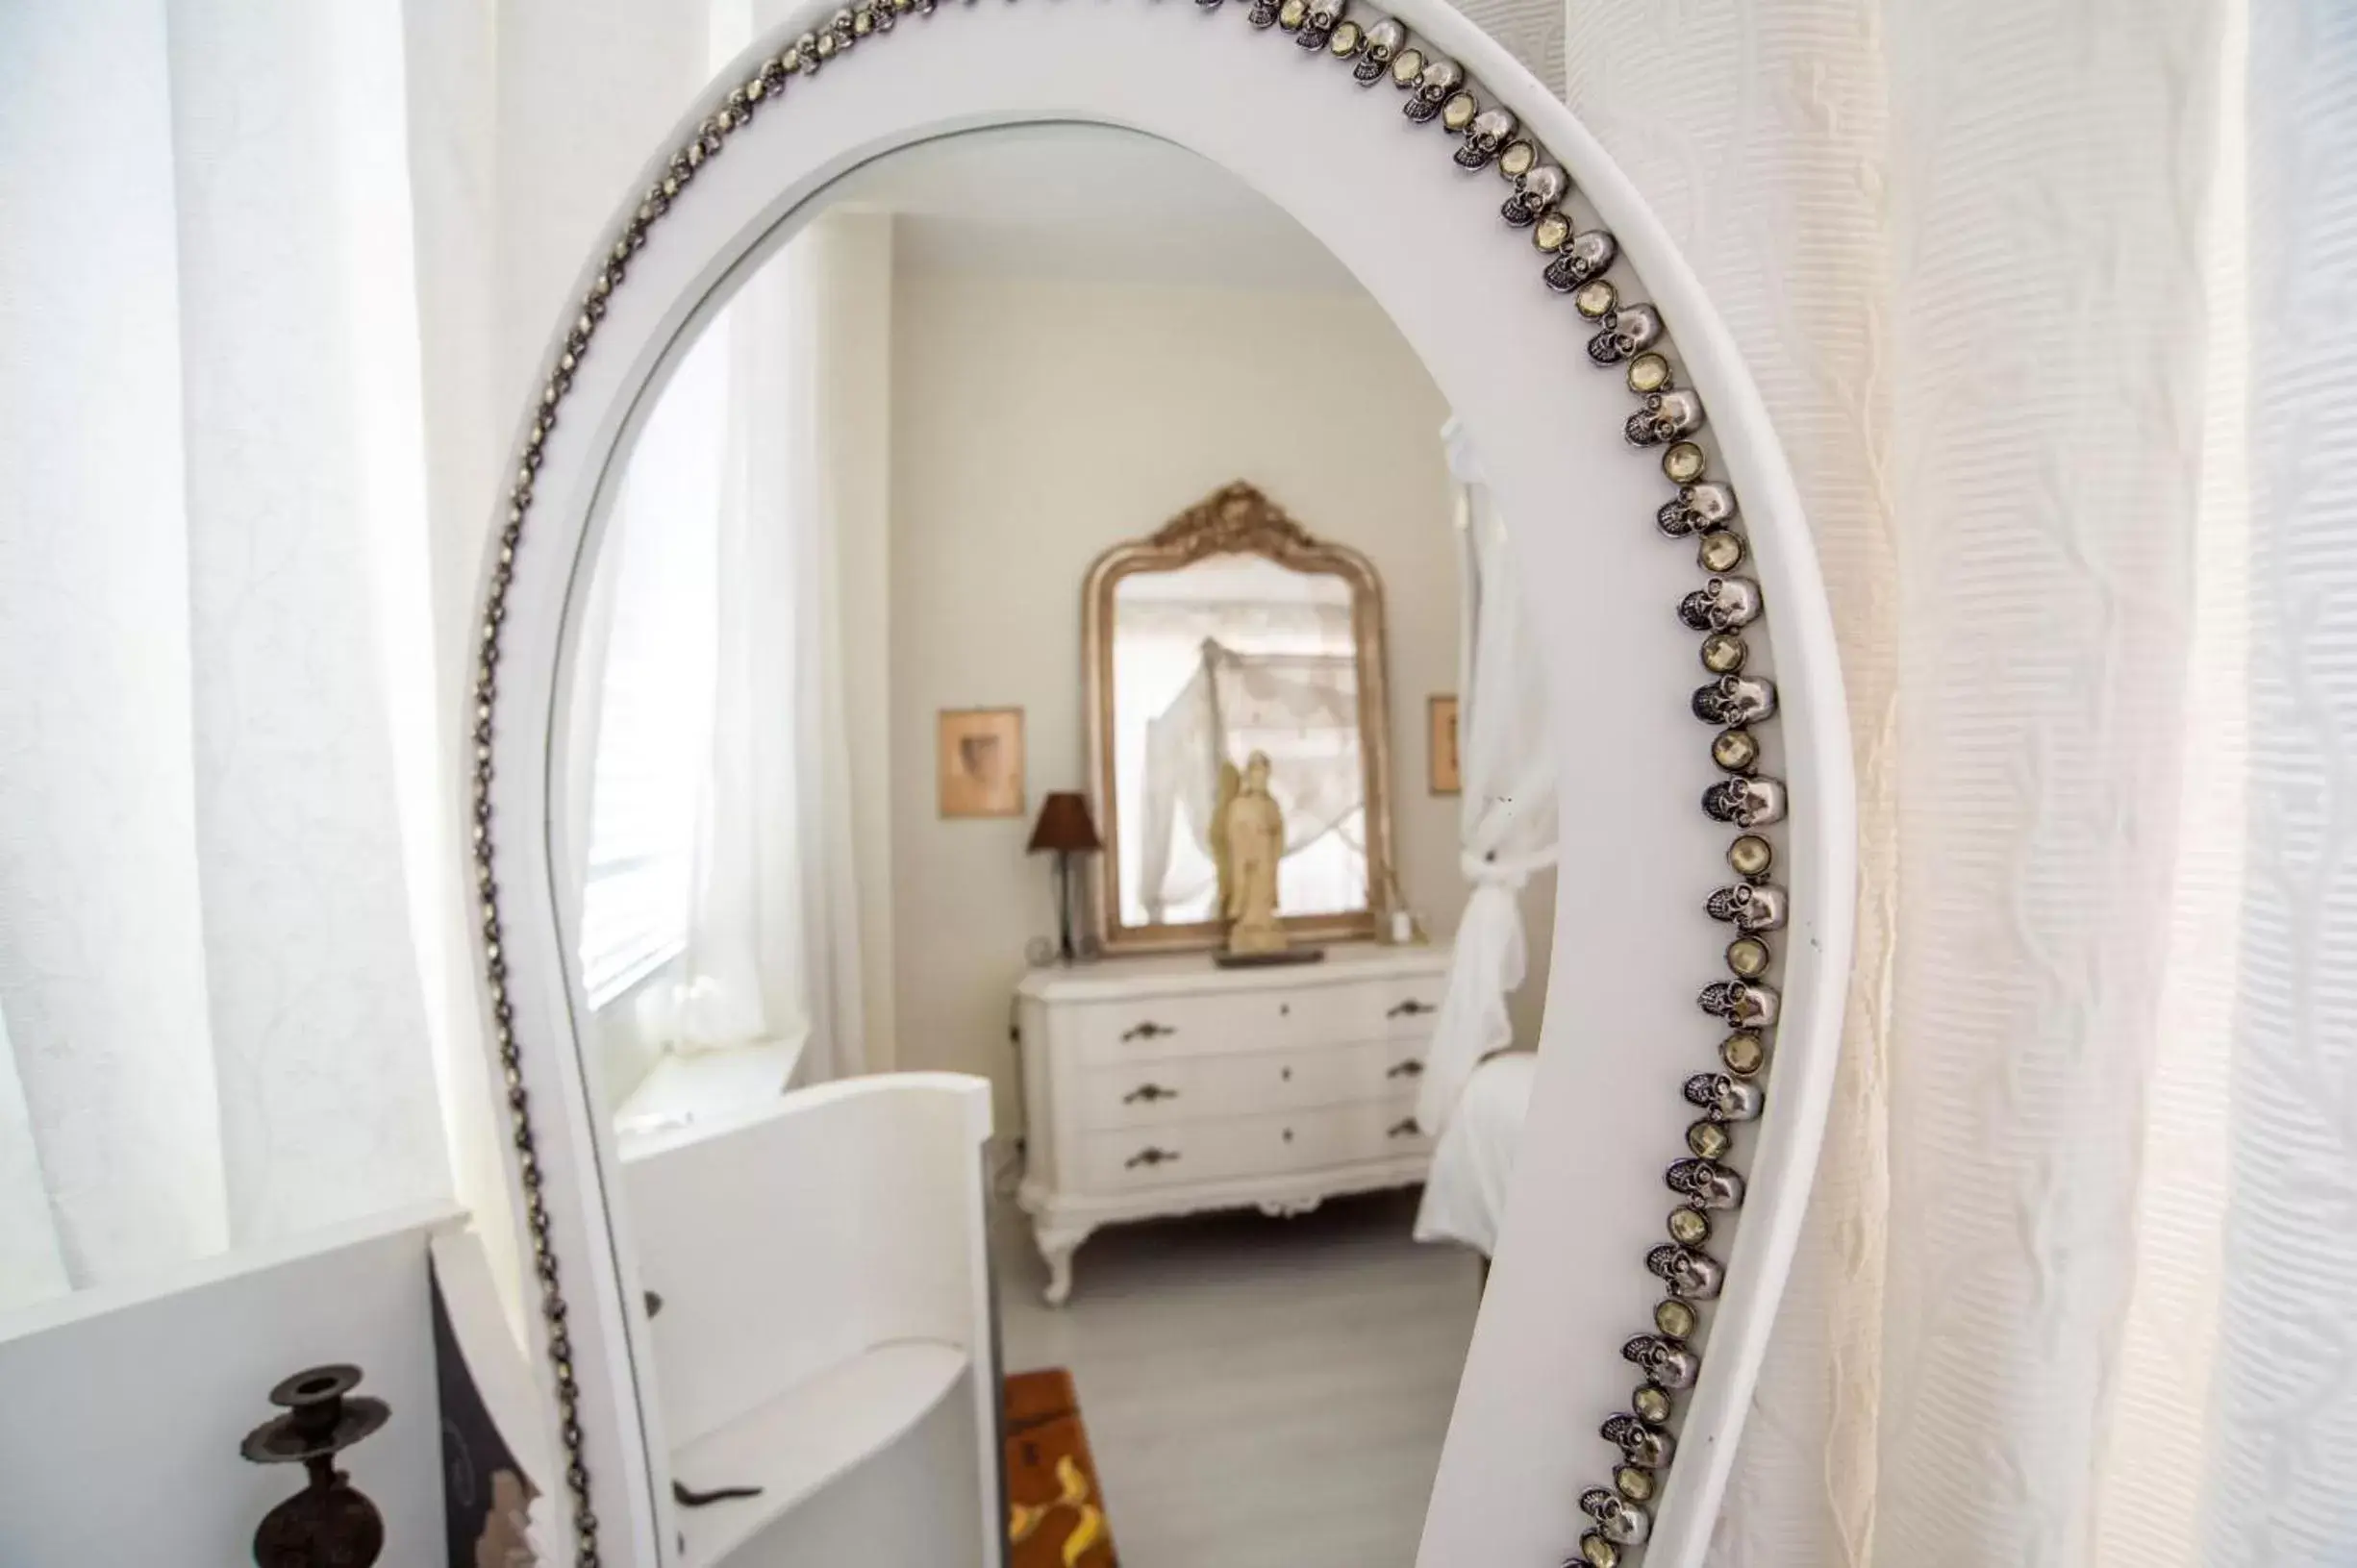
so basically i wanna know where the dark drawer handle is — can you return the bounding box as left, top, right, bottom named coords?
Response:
left=1121, top=1020, right=1178, bottom=1041
left=1387, top=1058, right=1425, bottom=1079
left=1387, top=999, right=1437, bottom=1019
left=1124, top=1146, right=1181, bottom=1169
left=1123, top=1083, right=1180, bottom=1105
left=1387, top=1117, right=1421, bottom=1139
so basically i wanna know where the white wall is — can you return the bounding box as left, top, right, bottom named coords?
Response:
left=886, top=267, right=1554, bottom=1131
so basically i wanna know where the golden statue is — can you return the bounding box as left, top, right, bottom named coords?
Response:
left=1222, top=751, right=1289, bottom=956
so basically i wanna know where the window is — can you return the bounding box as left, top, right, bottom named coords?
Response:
left=575, top=330, right=729, bottom=1006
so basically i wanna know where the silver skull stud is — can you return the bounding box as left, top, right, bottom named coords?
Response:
left=1621, top=1334, right=1701, bottom=1389
left=1697, top=979, right=1781, bottom=1028
left=1248, top=0, right=1282, bottom=26
left=1683, top=1072, right=1767, bottom=1122
left=1666, top=1156, right=1747, bottom=1209
left=1586, top=303, right=1664, bottom=364
left=1657, top=480, right=1740, bottom=537
left=1500, top=162, right=1567, bottom=226
left=1601, top=1413, right=1675, bottom=1469
left=1679, top=573, right=1763, bottom=630
left=1706, top=882, right=1788, bottom=933
left=1353, top=18, right=1403, bottom=82
left=1703, top=774, right=1787, bottom=828
left=1649, top=1243, right=1726, bottom=1300
left=1543, top=229, right=1618, bottom=291
left=1455, top=107, right=1517, bottom=169
left=1692, top=673, right=1778, bottom=726
left=1403, top=57, right=1463, bottom=122
left=1624, top=387, right=1707, bottom=447
left=1296, top=0, right=1342, bottom=47
left=1581, top=1488, right=1656, bottom=1546
left=1716, top=882, right=1781, bottom=929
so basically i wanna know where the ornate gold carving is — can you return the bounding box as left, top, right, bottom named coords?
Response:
left=1146, top=481, right=1322, bottom=561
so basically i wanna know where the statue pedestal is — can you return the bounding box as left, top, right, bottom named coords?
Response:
left=1212, top=947, right=1327, bottom=970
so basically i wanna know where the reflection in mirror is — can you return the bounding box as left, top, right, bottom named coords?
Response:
left=561, top=124, right=1554, bottom=1568
left=1114, top=556, right=1366, bottom=929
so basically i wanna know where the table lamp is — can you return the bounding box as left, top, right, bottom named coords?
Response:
left=1027, top=791, right=1102, bottom=964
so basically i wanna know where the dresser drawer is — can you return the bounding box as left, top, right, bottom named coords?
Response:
left=1066, top=975, right=1444, bottom=1065
left=1076, top=1039, right=1427, bottom=1132
left=1076, top=1099, right=1431, bottom=1194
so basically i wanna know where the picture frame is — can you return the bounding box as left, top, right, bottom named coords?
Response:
left=939, top=707, right=1026, bottom=818
left=1428, top=694, right=1461, bottom=795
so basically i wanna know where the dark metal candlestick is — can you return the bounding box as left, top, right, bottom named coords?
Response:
left=240, top=1363, right=390, bottom=1568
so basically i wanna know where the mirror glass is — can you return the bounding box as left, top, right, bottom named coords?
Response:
left=558, top=123, right=1555, bottom=1568
left=1094, top=488, right=1392, bottom=952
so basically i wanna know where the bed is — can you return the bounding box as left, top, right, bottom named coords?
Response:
left=1412, top=1050, right=1538, bottom=1257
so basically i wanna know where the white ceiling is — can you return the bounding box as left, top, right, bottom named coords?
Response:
left=821, top=124, right=1367, bottom=295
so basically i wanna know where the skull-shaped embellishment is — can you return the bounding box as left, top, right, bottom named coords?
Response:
left=1601, top=1413, right=1675, bottom=1470
left=1656, top=480, right=1739, bottom=537
left=1586, top=303, right=1664, bottom=364
left=1542, top=229, right=1618, bottom=291
left=1621, top=1334, right=1701, bottom=1389
left=1706, top=882, right=1789, bottom=933
left=1453, top=107, right=1517, bottom=169
left=1698, top=979, right=1781, bottom=1029
left=1667, top=1156, right=1747, bottom=1209
left=1247, top=0, right=1282, bottom=27
left=1703, top=775, right=1788, bottom=828
left=1353, top=18, right=1404, bottom=81
left=1678, top=573, right=1763, bottom=631
left=1403, top=57, right=1464, bottom=122
left=1581, top=1488, right=1656, bottom=1546
left=1623, top=388, right=1707, bottom=447
left=1649, top=1242, right=1726, bottom=1300
left=1296, top=0, right=1342, bottom=47
left=1499, top=162, right=1567, bottom=227
left=1693, top=674, right=1777, bottom=726
left=1684, top=1072, right=1767, bottom=1123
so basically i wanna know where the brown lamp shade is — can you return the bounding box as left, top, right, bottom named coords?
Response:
left=1028, top=791, right=1102, bottom=854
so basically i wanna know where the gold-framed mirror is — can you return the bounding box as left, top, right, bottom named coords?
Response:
left=1083, top=481, right=1395, bottom=954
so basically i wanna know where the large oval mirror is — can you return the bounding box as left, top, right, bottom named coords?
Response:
left=469, top=8, right=1853, bottom=1566
left=565, top=122, right=1560, bottom=1568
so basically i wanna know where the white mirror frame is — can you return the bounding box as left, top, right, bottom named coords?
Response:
left=466, top=5, right=1858, bottom=1566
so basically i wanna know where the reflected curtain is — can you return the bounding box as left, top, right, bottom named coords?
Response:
left=1137, top=638, right=1367, bottom=921
left=1417, top=420, right=1556, bottom=1137
left=670, top=217, right=868, bottom=1083
left=1550, top=0, right=2357, bottom=1563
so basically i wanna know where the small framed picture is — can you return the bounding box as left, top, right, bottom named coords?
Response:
left=939, top=707, right=1026, bottom=818
left=1427, top=694, right=1461, bottom=795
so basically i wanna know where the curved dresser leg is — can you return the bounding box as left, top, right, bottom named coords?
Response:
left=1033, top=1221, right=1091, bottom=1307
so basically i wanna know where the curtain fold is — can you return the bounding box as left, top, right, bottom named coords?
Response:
left=1417, top=420, right=1556, bottom=1137
left=0, top=0, right=451, bottom=1302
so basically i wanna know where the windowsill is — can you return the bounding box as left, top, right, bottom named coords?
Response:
left=614, top=1034, right=809, bottom=1162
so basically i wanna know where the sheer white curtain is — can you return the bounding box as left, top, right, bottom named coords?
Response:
left=1553, top=0, right=2355, bottom=1563
left=614, top=218, right=867, bottom=1083
left=1417, top=420, right=1557, bottom=1137
left=0, top=1, right=450, bottom=1308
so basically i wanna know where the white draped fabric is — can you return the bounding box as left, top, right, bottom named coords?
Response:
left=1417, top=421, right=1558, bottom=1137
left=576, top=215, right=868, bottom=1087
left=1136, top=638, right=1367, bottom=922
left=1554, top=1, right=2357, bottom=1563
left=0, top=1, right=451, bottom=1307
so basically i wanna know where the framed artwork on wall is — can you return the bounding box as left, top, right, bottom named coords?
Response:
left=1428, top=694, right=1461, bottom=795
left=940, top=707, right=1026, bottom=818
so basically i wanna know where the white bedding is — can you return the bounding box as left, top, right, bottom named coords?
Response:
left=1412, top=1051, right=1538, bottom=1257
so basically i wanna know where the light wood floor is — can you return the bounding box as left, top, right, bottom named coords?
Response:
left=992, top=1186, right=1484, bottom=1568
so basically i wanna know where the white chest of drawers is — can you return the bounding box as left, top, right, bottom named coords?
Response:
left=1014, top=942, right=1450, bottom=1304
